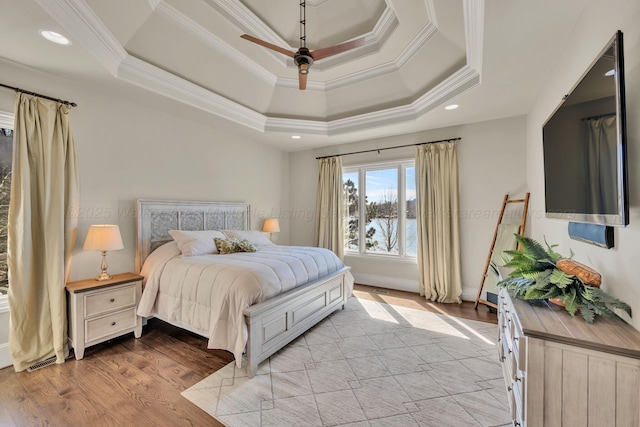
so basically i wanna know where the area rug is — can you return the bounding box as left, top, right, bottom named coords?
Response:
left=182, top=297, right=511, bottom=426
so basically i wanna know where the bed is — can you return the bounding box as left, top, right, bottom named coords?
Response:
left=135, top=199, right=353, bottom=377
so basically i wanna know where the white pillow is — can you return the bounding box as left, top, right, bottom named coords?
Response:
left=168, top=229, right=226, bottom=256
left=222, top=229, right=274, bottom=246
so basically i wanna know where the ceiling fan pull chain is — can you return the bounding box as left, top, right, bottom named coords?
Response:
left=299, top=1, right=306, bottom=48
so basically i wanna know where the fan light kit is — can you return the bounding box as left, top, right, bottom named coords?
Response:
left=240, top=1, right=365, bottom=90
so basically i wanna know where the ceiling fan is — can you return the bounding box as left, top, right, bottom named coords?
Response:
left=240, top=1, right=365, bottom=90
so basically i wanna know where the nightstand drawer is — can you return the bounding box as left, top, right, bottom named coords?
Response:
left=85, top=307, right=138, bottom=343
left=85, top=284, right=137, bottom=317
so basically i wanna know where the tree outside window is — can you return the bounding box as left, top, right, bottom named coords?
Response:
left=0, top=128, right=12, bottom=296
left=343, top=160, right=416, bottom=258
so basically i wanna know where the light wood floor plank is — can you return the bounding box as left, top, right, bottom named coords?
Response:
left=0, top=286, right=495, bottom=425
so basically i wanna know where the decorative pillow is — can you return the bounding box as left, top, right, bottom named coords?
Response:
left=236, top=239, right=258, bottom=253
left=214, top=237, right=258, bottom=254
left=168, top=229, right=226, bottom=256
left=222, top=229, right=274, bottom=246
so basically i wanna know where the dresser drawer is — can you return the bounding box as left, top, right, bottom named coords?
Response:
left=85, top=307, right=138, bottom=343
left=85, top=283, right=138, bottom=317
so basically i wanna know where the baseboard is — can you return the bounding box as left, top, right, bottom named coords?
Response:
left=0, top=343, right=11, bottom=369
left=460, top=287, right=478, bottom=302
left=353, top=273, right=479, bottom=303
left=0, top=296, right=9, bottom=369
left=352, top=272, right=419, bottom=293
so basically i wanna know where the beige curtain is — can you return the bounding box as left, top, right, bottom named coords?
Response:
left=415, top=141, right=462, bottom=303
left=8, top=93, right=79, bottom=372
left=314, top=157, right=344, bottom=259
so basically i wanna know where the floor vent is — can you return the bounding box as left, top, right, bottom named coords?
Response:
left=27, top=356, right=57, bottom=372
left=372, top=288, right=390, bottom=295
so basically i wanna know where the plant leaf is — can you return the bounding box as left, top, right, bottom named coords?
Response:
left=549, top=269, right=574, bottom=288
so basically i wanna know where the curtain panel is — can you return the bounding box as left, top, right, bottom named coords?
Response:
left=415, top=141, right=462, bottom=303
left=314, top=157, right=344, bottom=260
left=8, top=93, right=79, bottom=371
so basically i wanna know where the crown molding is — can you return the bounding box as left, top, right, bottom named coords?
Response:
left=464, top=0, right=485, bottom=72
left=0, top=112, right=13, bottom=129
left=206, top=0, right=394, bottom=70
left=396, top=22, right=439, bottom=68
left=37, top=0, right=485, bottom=138
left=266, top=64, right=480, bottom=136
left=34, top=0, right=126, bottom=76
left=154, top=1, right=276, bottom=86
left=147, top=0, right=162, bottom=11
left=118, top=56, right=266, bottom=132
left=202, top=0, right=290, bottom=50
left=424, top=0, right=438, bottom=28
left=276, top=20, right=436, bottom=92
left=311, top=6, right=398, bottom=71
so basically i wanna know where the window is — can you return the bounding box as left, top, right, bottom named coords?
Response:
left=0, top=128, right=11, bottom=296
left=343, top=160, right=416, bottom=258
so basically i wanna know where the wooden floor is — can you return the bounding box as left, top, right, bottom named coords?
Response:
left=0, top=286, right=496, bottom=426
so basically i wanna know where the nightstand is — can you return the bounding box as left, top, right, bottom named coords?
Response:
left=66, top=272, right=143, bottom=360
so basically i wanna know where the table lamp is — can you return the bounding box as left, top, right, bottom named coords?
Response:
left=83, top=224, right=124, bottom=281
left=262, top=218, right=280, bottom=242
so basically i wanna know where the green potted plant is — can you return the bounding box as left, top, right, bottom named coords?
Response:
left=497, top=234, right=631, bottom=324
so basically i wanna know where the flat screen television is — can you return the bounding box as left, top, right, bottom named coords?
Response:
left=543, top=30, right=628, bottom=226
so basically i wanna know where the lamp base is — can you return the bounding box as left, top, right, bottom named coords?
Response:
left=95, top=271, right=113, bottom=281
left=95, top=251, right=112, bottom=281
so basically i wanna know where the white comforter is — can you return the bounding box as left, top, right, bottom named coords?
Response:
left=137, top=242, right=353, bottom=366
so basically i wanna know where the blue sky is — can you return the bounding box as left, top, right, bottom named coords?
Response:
left=344, top=167, right=416, bottom=203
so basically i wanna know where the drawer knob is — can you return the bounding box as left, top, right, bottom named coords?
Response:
left=507, top=385, right=512, bottom=392
left=111, top=321, right=116, bottom=326
left=110, top=298, right=115, bottom=303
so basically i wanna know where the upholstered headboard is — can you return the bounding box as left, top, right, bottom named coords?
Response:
left=135, top=199, right=251, bottom=272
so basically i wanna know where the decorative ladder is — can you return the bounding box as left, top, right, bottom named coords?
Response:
left=474, top=192, right=530, bottom=310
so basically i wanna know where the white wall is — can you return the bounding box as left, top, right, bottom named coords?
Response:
left=290, top=115, right=528, bottom=300
left=0, top=58, right=290, bottom=367
left=526, top=0, right=640, bottom=329
left=0, top=59, right=290, bottom=281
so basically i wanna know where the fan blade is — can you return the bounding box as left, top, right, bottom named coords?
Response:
left=299, top=67, right=308, bottom=90
left=310, top=37, right=366, bottom=61
left=240, top=34, right=296, bottom=58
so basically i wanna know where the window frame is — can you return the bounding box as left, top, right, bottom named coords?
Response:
left=343, top=158, right=416, bottom=261
left=0, top=110, right=13, bottom=310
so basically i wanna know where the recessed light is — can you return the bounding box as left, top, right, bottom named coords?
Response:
left=444, top=104, right=459, bottom=110
left=40, top=30, right=71, bottom=45
left=604, top=69, right=615, bottom=77
left=291, top=135, right=301, bottom=139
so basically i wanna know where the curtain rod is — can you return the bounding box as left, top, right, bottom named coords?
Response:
left=581, top=112, right=615, bottom=121
left=315, top=137, right=461, bottom=160
left=0, top=83, right=77, bottom=107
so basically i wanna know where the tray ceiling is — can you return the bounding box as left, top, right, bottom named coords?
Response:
left=1, top=0, right=590, bottom=150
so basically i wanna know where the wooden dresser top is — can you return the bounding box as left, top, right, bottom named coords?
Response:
left=509, top=293, right=640, bottom=359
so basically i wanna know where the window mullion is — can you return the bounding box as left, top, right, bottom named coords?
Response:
left=398, top=164, right=406, bottom=257
left=359, top=167, right=366, bottom=255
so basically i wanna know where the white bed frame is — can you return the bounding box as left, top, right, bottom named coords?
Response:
left=136, top=199, right=350, bottom=377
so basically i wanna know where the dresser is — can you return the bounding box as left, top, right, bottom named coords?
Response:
left=66, top=272, right=143, bottom=359
left=498, top=288, right=640, bottom=426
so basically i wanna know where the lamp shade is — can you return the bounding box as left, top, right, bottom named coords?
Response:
left=262, top=218, right=280, bottom=233
left=83, top=224, right=124, bottom=251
